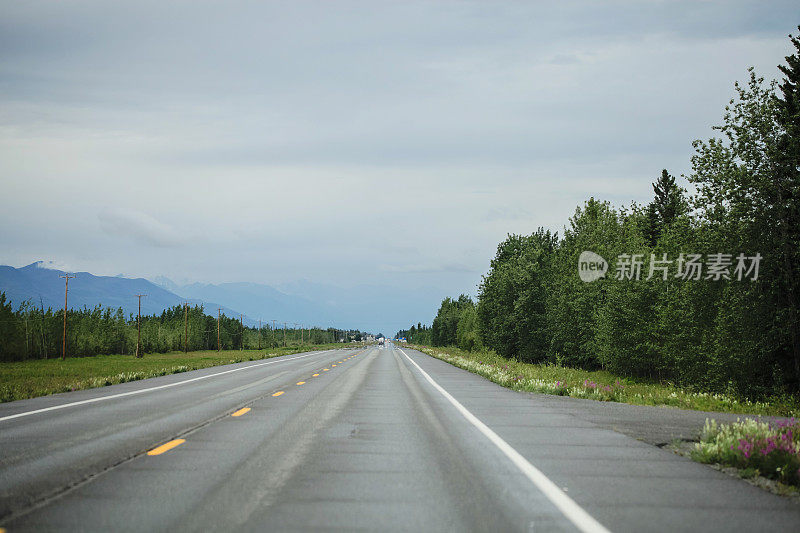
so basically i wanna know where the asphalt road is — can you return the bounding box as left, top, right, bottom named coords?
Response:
left=1, top=344, right=799, bottom=532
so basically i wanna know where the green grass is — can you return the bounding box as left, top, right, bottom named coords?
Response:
left=0, top=344, right=354, bottom=403
left=692, top=418, right=800, bottom=488
left=411, top=345, right=799, bottom=417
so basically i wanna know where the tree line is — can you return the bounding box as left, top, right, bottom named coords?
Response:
left=0, top=294, right=365, bottom=361
left=399, top=30, right=800, bottom=400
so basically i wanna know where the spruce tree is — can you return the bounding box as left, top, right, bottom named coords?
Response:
left=643, top=169, right=686, bottom=245
left=774, top=26, right=800, bottom=385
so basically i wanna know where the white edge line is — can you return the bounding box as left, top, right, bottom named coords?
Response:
left=398, top=348, right=611, bottom=533
left=0, top=350, right=332, bottom=423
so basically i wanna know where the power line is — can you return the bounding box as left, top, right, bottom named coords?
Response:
left=4, top=274, right=367, bottom=358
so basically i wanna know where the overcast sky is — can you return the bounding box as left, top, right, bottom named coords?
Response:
left=1, top=1, right=798, bottom=323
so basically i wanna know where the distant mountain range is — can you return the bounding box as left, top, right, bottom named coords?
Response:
left=0, top=262, right=445, bottom=333
left=0, top=262, right=242, bottom=322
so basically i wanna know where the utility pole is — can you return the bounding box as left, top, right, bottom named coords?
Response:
left=40, top=299, right=47, bottom=359
left=134, top=294, right=146, bottom=358
left=59, top=274, right=75, bottom=360
left=271, top=319, right=276, bottom=348
left=240, top=314, right=244, bottom=350
left=258, top=319, right=261, bottom=350
left=183, top=302, right=189, bottom=353
left=217, top=309, right=221, bottom=352
left=283, top=322, right=287, bottom=347
left=294, top=323, right=300, bottom=346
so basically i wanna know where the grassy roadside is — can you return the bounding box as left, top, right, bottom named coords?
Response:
left=0, top=344, right=355, bottom=403
left=409, top=345, right=799, bottom=417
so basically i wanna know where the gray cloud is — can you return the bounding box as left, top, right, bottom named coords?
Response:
left=98, top=209, right=182, bottom=248
left=379, top=263, right=475, bottom=274
left=1, top=1, right=798, bottom=331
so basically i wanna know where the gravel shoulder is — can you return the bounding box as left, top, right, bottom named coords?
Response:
left=526, top=391, right=781, bottom=446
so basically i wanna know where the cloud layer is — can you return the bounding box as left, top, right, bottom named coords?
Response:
left=1, top=1, right=798, bottom=328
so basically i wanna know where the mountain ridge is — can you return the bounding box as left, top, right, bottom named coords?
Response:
left=1, top=262, right=444, bottom=332
left=0, top=262, right=247, bottom=324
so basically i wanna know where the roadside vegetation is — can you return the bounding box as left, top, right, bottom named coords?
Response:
left=0, top=344, right=353, bottom=403
left=399, top=31, right=800, bottom=408
left=693, top=418, right=800, bottom=489
left=0, top=295, right=368, bottom=361
left=413, top=345, right=799, bottom=417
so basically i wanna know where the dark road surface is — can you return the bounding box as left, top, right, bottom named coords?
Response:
left=2, top=344, right=799, bottom=532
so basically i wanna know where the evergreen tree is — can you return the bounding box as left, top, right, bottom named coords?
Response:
left=774, top=26, right=800, bottom=386
left=642, top=169, right=686, bottom=245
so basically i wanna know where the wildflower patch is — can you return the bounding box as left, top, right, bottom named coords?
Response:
left=693, top=418, right=800, bottom=487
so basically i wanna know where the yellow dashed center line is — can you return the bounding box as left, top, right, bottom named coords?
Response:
left=332, top=364, right=337, bottom=367
left=147, top=439, right=186, bottom=456
left=296, top=381, right=306, bottom=385
left=312, top=373, right=320, bottom=377
left=272, top=391, right=285, bottom=397
left=231, top=407, right=251, bottom=417
left=323, top=368, right=329, bottom=371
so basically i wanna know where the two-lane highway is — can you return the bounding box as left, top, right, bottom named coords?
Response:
left=2, top=344, right=800, bottom=532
